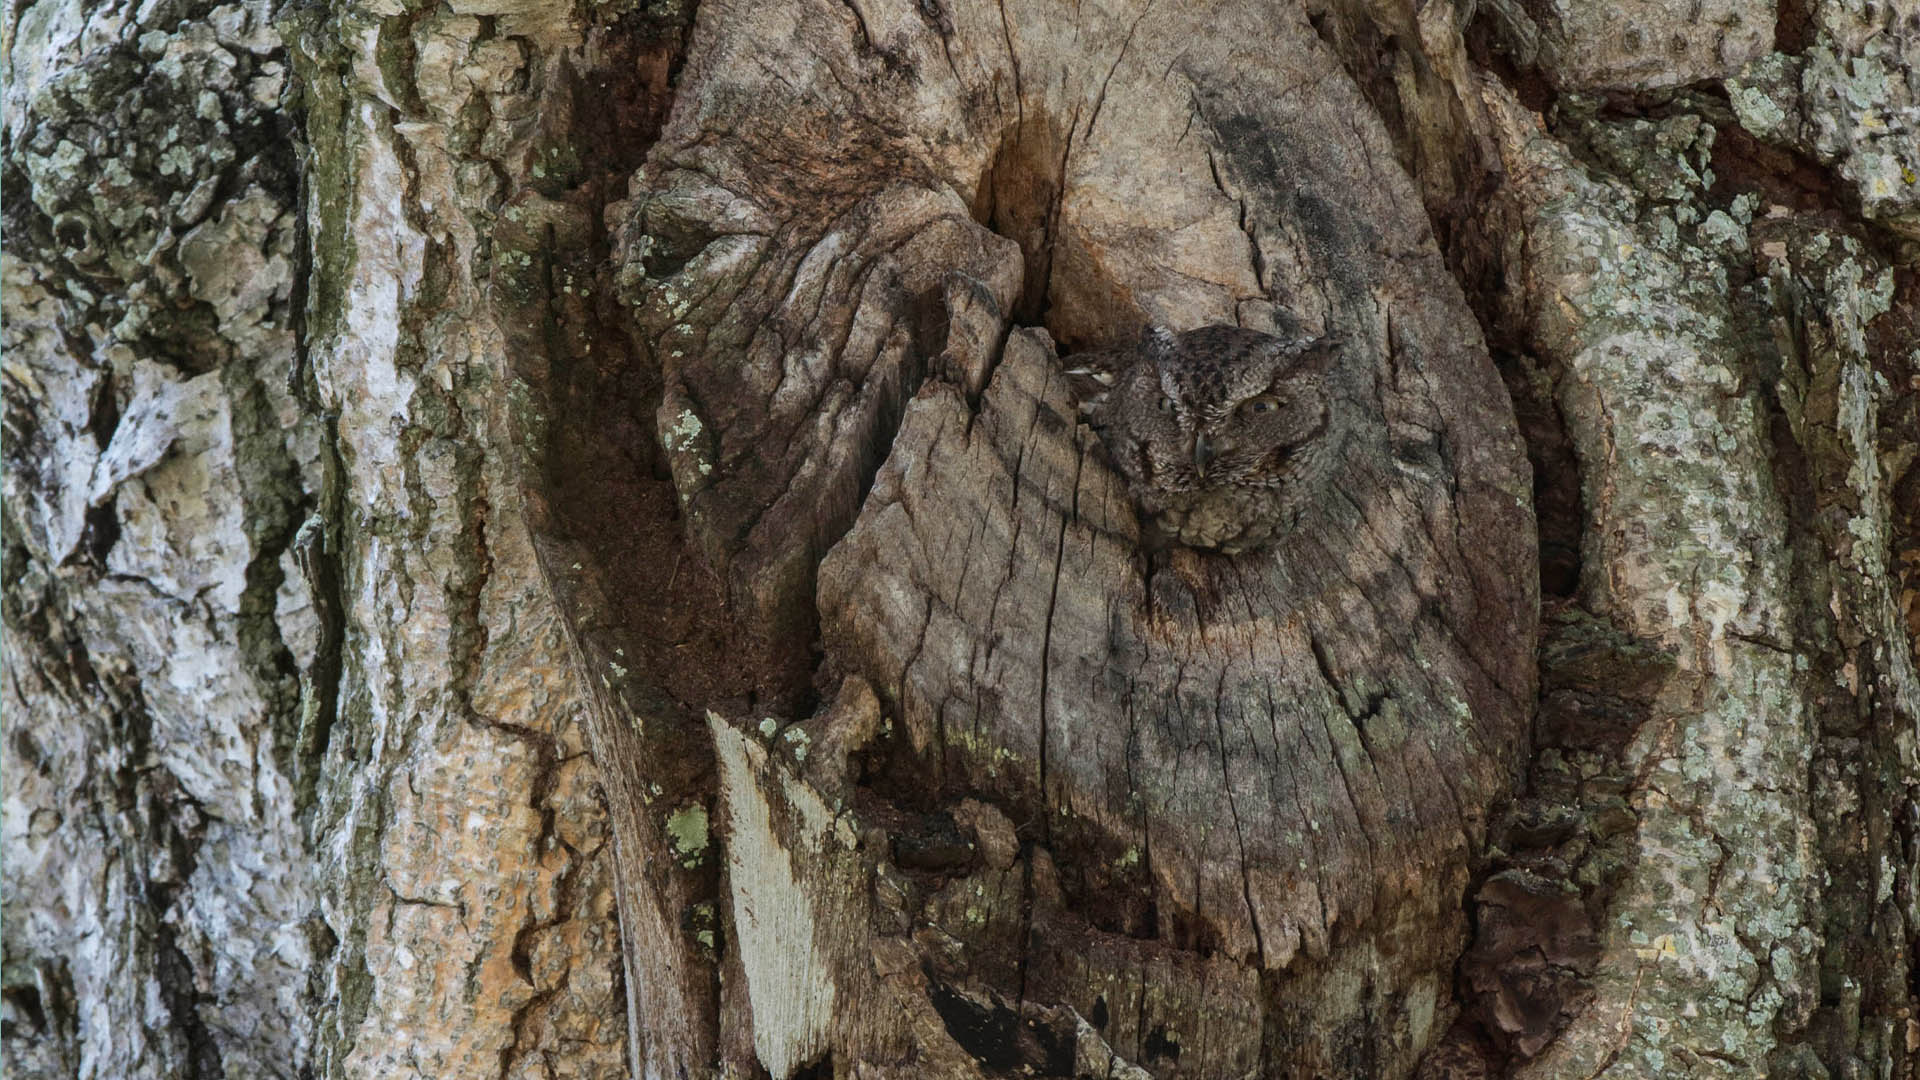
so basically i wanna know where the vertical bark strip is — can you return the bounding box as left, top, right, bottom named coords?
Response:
left=1485, top=82, right=1819, bottom=1076
left=4, top=0, right=313, bottom=1073
left=276, top=1, right=673, bottom=1076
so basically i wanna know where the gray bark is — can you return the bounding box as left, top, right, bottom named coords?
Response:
left=4, top=0, right=314, bottom=1073
left=3, top=0, right=1916, bottom=1077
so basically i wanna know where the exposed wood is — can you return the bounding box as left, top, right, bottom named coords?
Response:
left=610, top=0, right=1536, bottom=1074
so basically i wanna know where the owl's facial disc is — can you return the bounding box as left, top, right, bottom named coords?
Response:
left=1199, top=385, right=1328, bottom=487
left=1081, top=326, right=1345, bottom=552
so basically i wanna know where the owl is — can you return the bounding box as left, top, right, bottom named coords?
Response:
left=1069, top=325, right=1343, bottom=554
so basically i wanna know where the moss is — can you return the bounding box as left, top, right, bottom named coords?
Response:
left=283, top=13, right=358, bottom=353
left=1726, top=53, right=1798, bottom=142
left=686, top=901, right=720, bottom=956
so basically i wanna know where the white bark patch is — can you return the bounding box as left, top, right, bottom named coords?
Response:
left=710, top=713, right=839, bottom=1080
left=325, top=107, right=423, bottom=467
left=178, top=184, right=294, bottom=359
left=89, top=362, right=220, bottom=502
left=1, top=258, right=101, bottom=562
left=92, top=362, right=253, bottom=611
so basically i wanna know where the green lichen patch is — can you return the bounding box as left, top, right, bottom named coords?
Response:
left=666, top=803, right=710, bottom=867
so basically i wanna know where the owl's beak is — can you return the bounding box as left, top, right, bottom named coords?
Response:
left=1192, top=432, right=1213, bottom=477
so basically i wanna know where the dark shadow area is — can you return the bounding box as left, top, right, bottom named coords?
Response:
left=530, top=5, right=818, bottom=721
left=972, top=112, right=1071, bottom=332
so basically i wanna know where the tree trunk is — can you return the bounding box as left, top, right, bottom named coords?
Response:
left=3, top=0, right=1916, bottom=1077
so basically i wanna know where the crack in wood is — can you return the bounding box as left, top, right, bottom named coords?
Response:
left=1084, top=0, right=1154, bottom=143
left=1214, top=670, right=1269, bottom=968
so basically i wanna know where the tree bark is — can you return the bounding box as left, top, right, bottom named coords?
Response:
left=3, top=0, right=1916, bottom=1078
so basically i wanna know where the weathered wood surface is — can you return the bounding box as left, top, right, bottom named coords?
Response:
left=611, top=0, right=1538, bottom=1074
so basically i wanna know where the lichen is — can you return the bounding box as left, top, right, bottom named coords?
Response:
left=666, top=804, right=711, bottom=867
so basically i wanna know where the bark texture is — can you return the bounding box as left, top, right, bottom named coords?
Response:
left=3, top=0, right=654, bottom=1074
left=3, top=0, right=1917, bottom=1076
left=4, top=0, right=313, bottom=1073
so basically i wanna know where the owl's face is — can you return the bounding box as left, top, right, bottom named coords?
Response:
left=1097, top=326, right=1338, bottom=512
left=1068, top=325, right=1344, bottom=552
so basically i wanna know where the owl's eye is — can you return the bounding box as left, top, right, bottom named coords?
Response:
left=1243, top=395, right=1282, bottom=416
left=1158, top=396, right=1178, bottom=413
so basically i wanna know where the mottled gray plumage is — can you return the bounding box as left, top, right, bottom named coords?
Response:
left=1070, top=325, right=1343, bottom=554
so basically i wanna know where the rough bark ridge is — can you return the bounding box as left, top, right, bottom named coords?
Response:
left=1454, top=50, right=1919, bottom=1071
left=4, top=0, right=658, bottom=1075
left=3, top=0, right=314, bottom=1073
left=1486, top=83, right=1827, bottom=1077
left=606, top=0, right=1536, bottom=1075
left=277, top=1, right=667, bottom=1073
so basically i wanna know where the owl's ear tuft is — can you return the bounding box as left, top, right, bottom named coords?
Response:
left=1143, top=325, right=1178, bottom=359
left=1285, top=333, right=1342, bottom=376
